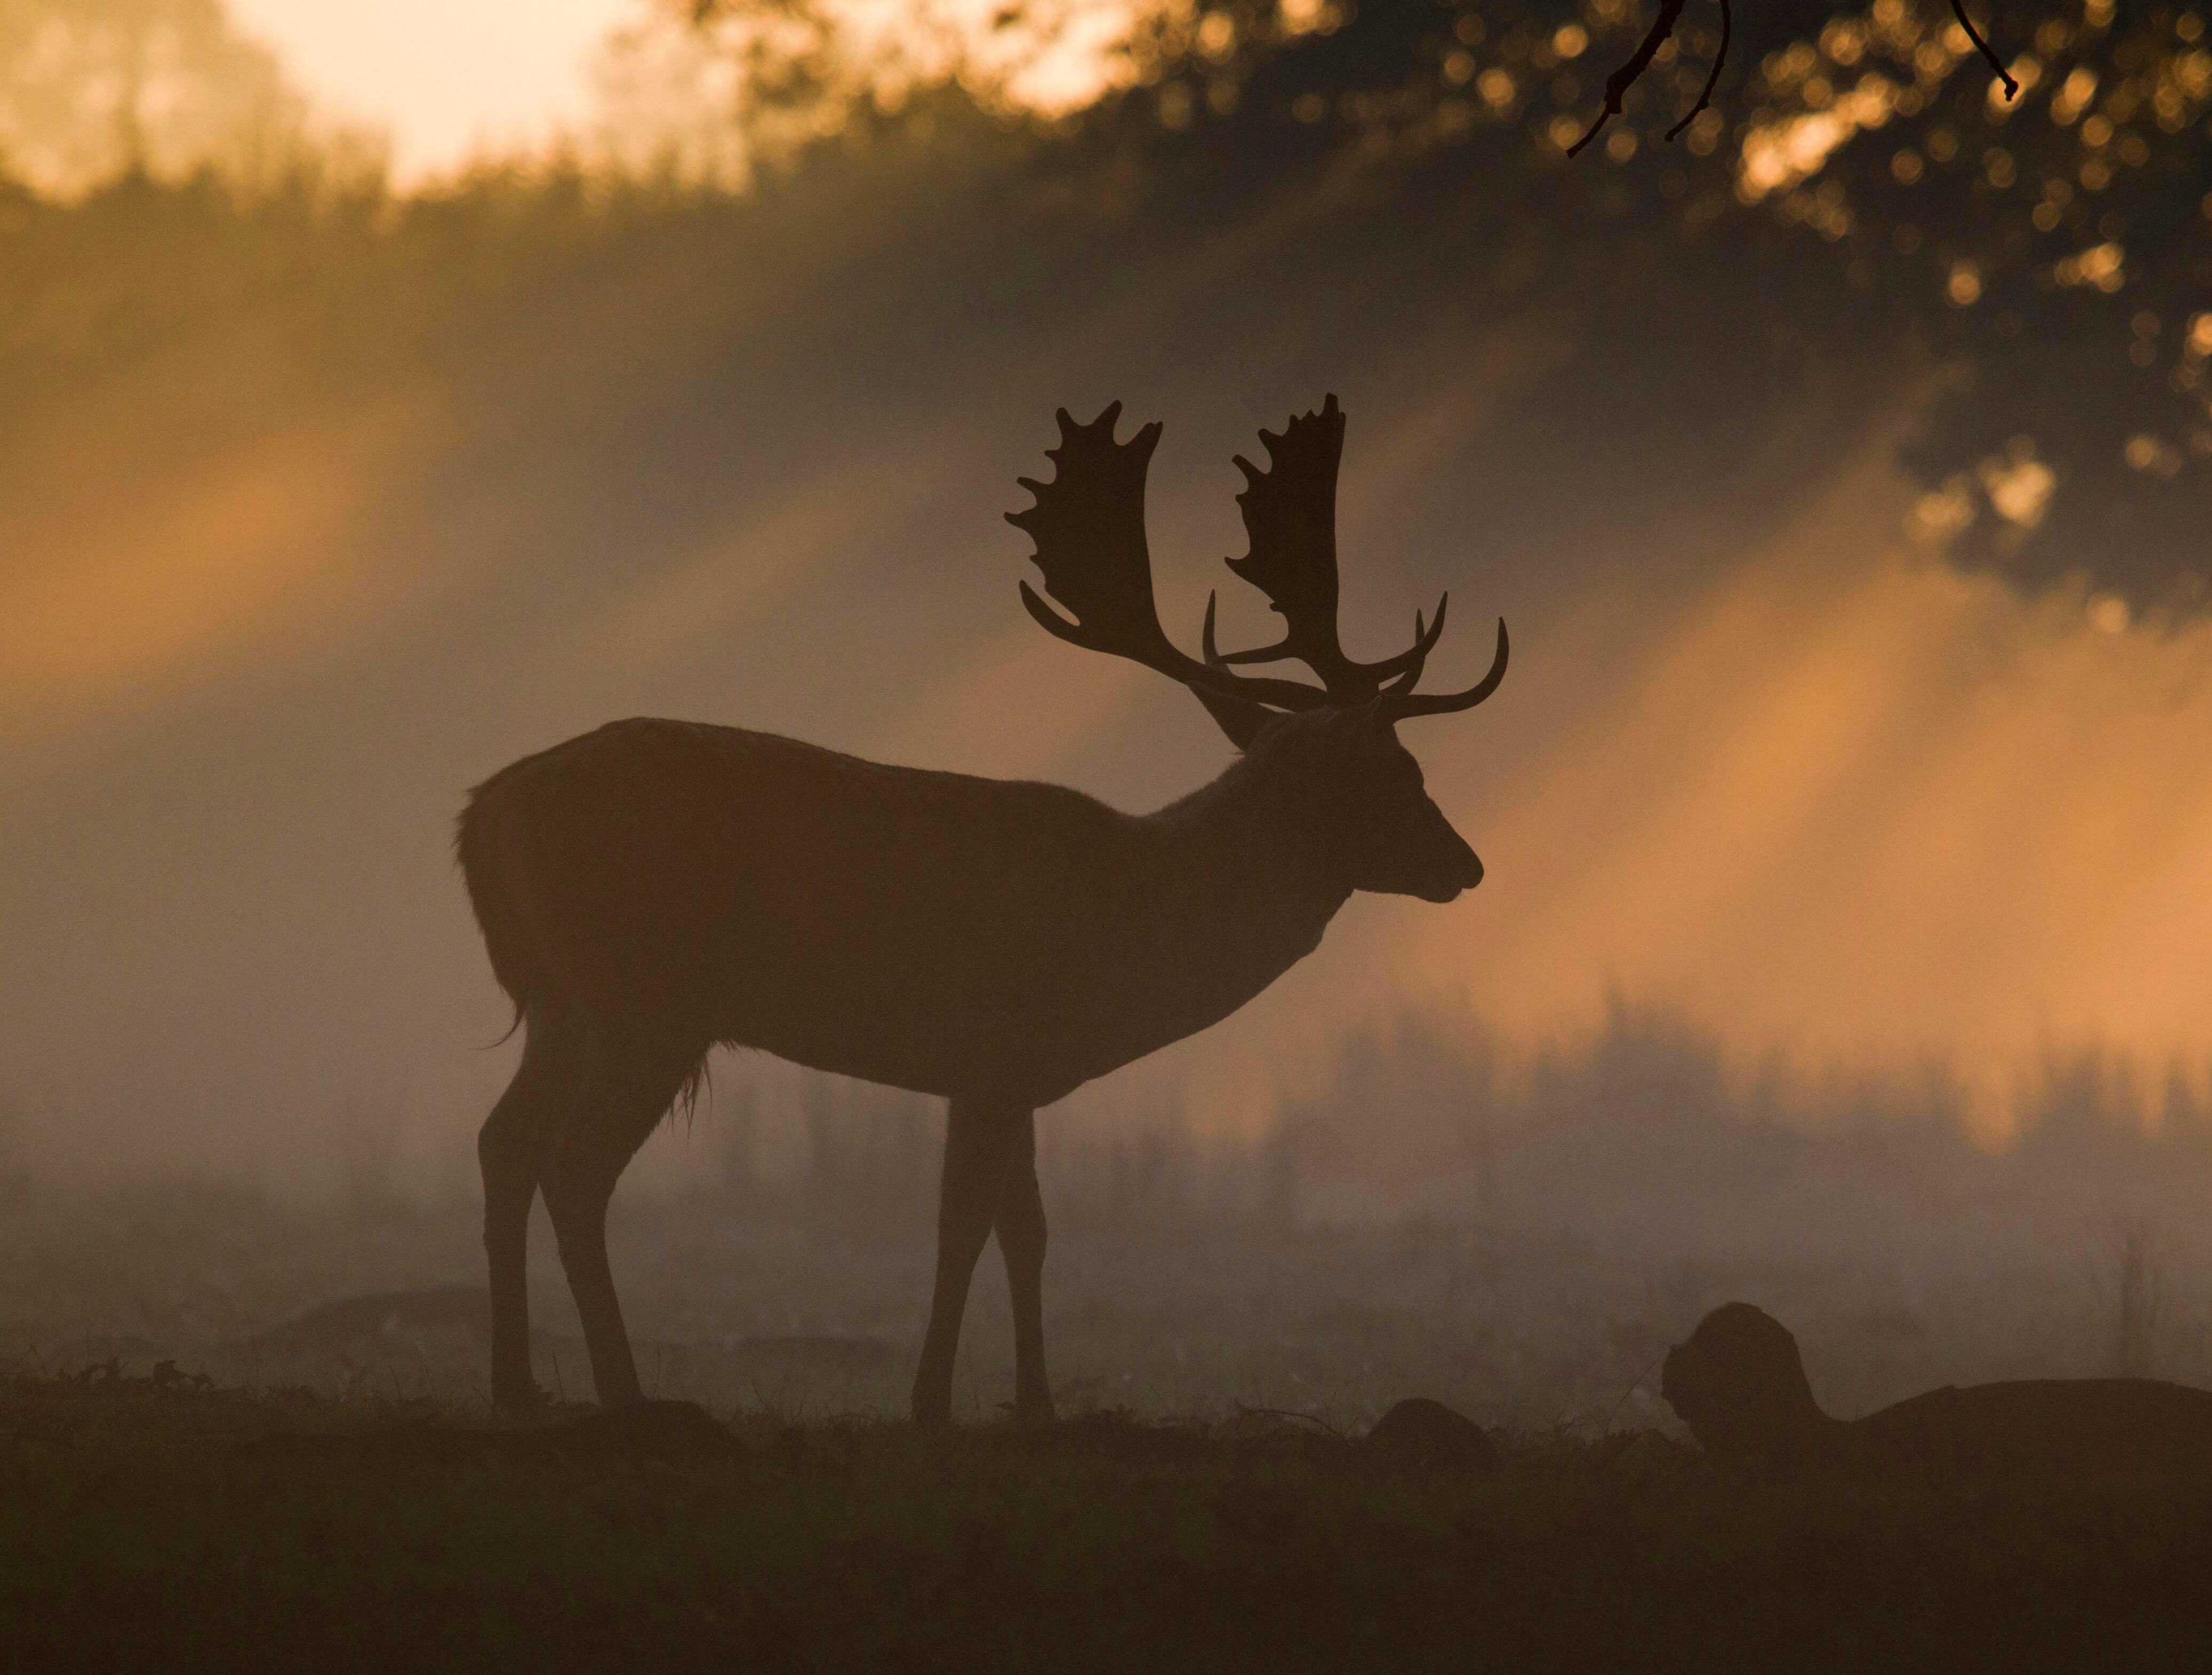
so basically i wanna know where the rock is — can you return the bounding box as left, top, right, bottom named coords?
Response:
left=1365, top=1397, right=1500, bottom=1475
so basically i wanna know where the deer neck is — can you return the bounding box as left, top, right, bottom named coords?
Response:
left=1132, top=750, right=1352, bottom=1015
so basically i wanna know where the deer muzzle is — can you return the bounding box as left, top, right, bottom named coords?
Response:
left=1409, top=826, right=1482, bottom=902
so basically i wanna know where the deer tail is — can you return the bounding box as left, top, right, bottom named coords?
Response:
left=454, top=781, right=537, bottom=1044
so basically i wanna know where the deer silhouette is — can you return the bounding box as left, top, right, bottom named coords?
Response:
left=1663, top=1302, right=2212, bottom=1477
left=458, top=396, right=1508, bottom=1420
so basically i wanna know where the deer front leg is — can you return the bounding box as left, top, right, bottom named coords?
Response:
left=994, top=1111, right=1054, bottom=1424
left=912, top=1094, right=1025, bottom=1426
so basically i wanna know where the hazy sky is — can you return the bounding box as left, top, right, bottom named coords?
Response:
left=225, top=0, right=636, bottom=182
left=217, top=1, right=1149, bottom=183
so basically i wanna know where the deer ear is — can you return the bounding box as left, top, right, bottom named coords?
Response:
left=1189, top=685, right=1275, bottom=751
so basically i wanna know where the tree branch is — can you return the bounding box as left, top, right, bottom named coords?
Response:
left=1578, top=0, right=2015, bottom=160
left=1950, top=0, right=2021, bottom=99
left=1568, top=0, right=1690, bottom=157
left=1665, top=0, right=1731, bottom=143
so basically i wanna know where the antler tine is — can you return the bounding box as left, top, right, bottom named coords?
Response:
left=1209, top=393, right=1446, bottom=699
left=1375, top=593, right=1449, bottom=689
left=1009, top=404, right=1334, bottom=713
left=1380, top=618, right=1510, bottom=720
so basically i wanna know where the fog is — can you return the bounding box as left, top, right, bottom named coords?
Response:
left=3, top=0, right=2210, bottom=1402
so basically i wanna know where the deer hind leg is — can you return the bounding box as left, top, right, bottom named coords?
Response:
left=912, top=1094, right=1028, bottom=1426
left=479, top=1013, right=587, bottom=1411
left=539, top=1026, right=703, bottom=1408
left=994, top=1111, right=1054, bottom=1424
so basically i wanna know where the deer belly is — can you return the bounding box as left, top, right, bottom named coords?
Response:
left=694, top=882, right=1315, bottom=1104
left=704, top=945, right=1039, bottom=1100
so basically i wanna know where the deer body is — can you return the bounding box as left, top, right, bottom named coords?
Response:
left=461, top=715, right=1352, bottom=1109
left=464, top=396, right=1505, bottom=1422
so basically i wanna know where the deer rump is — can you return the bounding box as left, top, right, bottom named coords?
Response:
left=458, top=716, right=1275, bottom=1107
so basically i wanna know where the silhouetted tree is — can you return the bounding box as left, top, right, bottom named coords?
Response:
left=659, top=0, right=2210, bottom=607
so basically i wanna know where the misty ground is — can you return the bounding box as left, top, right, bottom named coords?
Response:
left=9, top=1008, right=2210, bottom=1424
left=8, top=1077, right=2212, bottom=1430
left=1, top=1179, right=2202, bottom=1431
left=7, top=1051, right=2212, bottom=1666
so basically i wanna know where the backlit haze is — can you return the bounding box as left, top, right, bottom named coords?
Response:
left=222, top=0, right=1158, bottom=183
left=3, top=0, right=2210, bottom=1206
left=223, top=0, right=633, bottom=183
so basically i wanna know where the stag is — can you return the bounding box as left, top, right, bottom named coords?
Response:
left=458, top=395, right=1508, bottom=1421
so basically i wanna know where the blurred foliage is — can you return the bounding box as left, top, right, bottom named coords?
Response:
left=1719, top=0, right=2212, bottom=608
left=1, top=0, right=2206, bottom=611
left=0, top=0, right=347, bottom=196
left=661, top=0, right=2211, bottom=607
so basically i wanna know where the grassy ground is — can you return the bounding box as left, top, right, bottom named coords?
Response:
left=4, top=1374, right=2208, bottom=1674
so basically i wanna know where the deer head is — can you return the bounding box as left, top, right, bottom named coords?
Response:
left=1007, top=396, right=1508, bottom=902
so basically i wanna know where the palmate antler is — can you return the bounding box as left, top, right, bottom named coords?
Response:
left=1009, top=404, right=1336, bottom=714
left=1209, top=394, right=1440, bottom=701
left=1008, top=397, right=1507, bottom=722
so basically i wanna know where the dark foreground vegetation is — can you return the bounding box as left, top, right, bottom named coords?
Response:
left=3, top=1373, right=2207, bottom=1674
